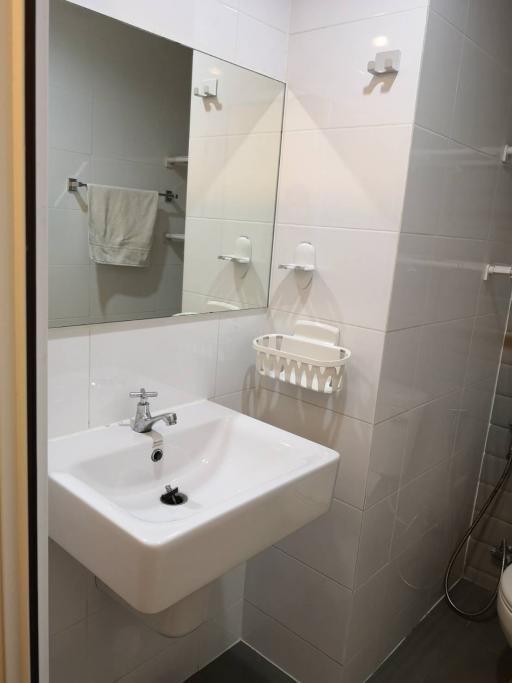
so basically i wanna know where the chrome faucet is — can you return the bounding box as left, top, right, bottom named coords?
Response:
left=129, top=388, right=177, bottom=433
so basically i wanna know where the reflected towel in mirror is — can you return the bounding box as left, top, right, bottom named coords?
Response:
left=88, top=184, right=159, bottom=267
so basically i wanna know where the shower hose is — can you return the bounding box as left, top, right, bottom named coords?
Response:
left=444, top=426, right=512, bottom=620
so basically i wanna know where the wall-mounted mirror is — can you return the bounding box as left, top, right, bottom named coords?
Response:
left=48, top=0, right=284, bottom=327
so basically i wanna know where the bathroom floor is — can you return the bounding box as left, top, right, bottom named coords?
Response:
left=188, top=581, right=512, bottom=683
left=369, top=579, right=512, bottom=683
left=186, top=642, right=293, bottom=683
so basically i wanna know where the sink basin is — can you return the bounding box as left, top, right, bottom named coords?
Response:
left=49, top=400, right=339, bottom=614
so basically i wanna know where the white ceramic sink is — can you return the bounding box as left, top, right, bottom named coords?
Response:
left=49, top=400, right=339, bottom=614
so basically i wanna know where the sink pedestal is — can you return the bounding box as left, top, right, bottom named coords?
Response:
left=98, top=577, right=212, bottom=637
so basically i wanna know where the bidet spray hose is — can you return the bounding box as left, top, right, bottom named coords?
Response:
left=444, top=426, right=512, bottom=620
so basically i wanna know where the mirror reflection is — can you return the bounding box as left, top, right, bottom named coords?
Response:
left=48, top=0, right=285, bottom=327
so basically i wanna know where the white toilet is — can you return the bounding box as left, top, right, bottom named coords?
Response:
left=498, top=565, right=512, bottom=645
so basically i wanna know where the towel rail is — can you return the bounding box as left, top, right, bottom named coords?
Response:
left=67, top=177, right=178, bottom=202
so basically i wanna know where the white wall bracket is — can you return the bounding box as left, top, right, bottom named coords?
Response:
left=218, top=235, right=252, bottom=265
left=367, top=50, right=401, bottom=76
left=502, top=145, right=512, bottom=164
left=278, top=242, right=315, bottom=272
left=483, top=264, right=512, bottom=280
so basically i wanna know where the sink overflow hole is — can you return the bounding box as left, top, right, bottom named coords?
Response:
left=160, top=485, right=187, bottom=506
left=151, top=448, right=163, bottom=462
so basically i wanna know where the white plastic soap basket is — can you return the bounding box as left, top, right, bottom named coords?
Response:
left=253, top=320, right=351, bottom=394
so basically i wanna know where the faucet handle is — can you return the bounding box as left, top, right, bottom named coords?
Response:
left=129, top=387, right=158, bottom=403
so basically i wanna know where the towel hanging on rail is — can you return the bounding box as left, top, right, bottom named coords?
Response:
left=87, top=184, right=159, bottom=267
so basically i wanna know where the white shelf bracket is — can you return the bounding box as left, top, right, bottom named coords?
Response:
left=483, top=264, right=512, bottom=280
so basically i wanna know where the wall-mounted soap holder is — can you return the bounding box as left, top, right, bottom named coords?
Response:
left=278, top=242, right=315, bottom=286
left=253, top=320, right=351, bottom=394
left=367, top=50, right=401, bottom=76
left=218, top=236, right=251, bottom=266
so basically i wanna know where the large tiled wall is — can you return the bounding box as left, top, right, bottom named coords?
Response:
left=48, top=1, right=512, bottom=683
left=466, top=313, right=512, bottom=587
left=235, top=2, right=512, bottom=682
left=49, top=0, right=192, bottom=326
left=48, top=0, right=290, bottom=681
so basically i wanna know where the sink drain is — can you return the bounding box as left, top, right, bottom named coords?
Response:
left=151, top=448, right=163, bottom=462
left=160, top=485, right=187, bottom=506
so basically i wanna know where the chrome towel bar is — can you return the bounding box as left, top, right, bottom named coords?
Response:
left=67, top=177, right=178, bottom=202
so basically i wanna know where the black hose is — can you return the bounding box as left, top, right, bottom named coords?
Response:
left=444, top=432, right=512, bottom=620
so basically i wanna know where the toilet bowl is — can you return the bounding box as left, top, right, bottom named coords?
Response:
left=498, top=565, right=512, bottom=645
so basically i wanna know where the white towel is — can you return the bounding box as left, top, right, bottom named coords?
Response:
left=88, top=184, right=159, bottom=267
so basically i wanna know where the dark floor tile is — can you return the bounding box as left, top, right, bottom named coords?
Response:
left=185, top=642, right=294, bottom=683
left=369, top=580, right=512, bottom=683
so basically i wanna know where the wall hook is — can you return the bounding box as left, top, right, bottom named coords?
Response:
left=367, top=50, right=401, bottom=76
left=193, top=78, right=218, bottom=98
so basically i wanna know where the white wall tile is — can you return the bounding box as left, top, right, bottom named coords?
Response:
left=235, top=13, right=288, bottom=81
left=415, top=11, right=463, bottom=137
left=245, top=547, right=352, bottom=662
left=401, top=127, right=454, bottom=236
left=49, top=84, right=92, bottom=154
left=192, top=0, right=239, bottom=63
left=49, top=264, right=90, bottom=322
left=270, top=225, right=398, bottom=330
left=430, top=0, right=469, bottom=30
left=277, top=499, right=362, bottom=588
left=355, top=494, right=397, bottom=586
left=48, top=327, right=90, bottom=437
left=413, top=318, right=473, bottom=404
left=215, top=311, right=266, bottom=397
left=466, top=313, right=506, bottom=385
left=451, top=39, right=509, bottom=156
left=465, top=0, right=512, bottom=67
left=239, top=0, right=291, bottom=32
left=344, top=563, right=392, bottom=662
left=401, top=391, right=460, bottom=484
left=290, top=0, right=428, bottom=33
left=489, top=167, right=512, bottom=245
left=365, top=415, right=407, bottom=508
left=277, top=126, right=413, bottom=232
left=48, top=209, right=89, bottom=266
left=387, top=233, right=436, bottom=330
left=89, top=316, right=219, bottom=426
left=454, top=378, right=494, bottom=461
left=391, top=460, right=450, bottom=557
left=86, top=600, right=169, bottom=683
left=286, top=9, right=427, bottom=130
left=375, top=326, right=421, bottom=421
left=401, top=128, right=496, bottom=241
left=423, top=237, right=486, bottom=324
left=243, top=603, right=344, bottom=683
left=438, top=149, right=496, bottom=241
